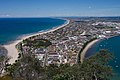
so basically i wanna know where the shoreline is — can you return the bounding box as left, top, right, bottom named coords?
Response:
left=3, top=19, right=70, bottom=64
left=80, top=39, right=100, bottom=63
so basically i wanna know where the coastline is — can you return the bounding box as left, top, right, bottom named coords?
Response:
left=3, top=19, right=70, bottom=64
left=80, top=39, right=100, bottom=63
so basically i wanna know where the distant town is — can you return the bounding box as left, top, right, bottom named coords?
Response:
left=14, top=17, right=120, bottom=67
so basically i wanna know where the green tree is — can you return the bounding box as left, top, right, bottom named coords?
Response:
left=4, top=50, right=113, bottom=80
left=0, top=55, right=10, bottom=75
left=53, top=50, right=113, bottom=80
left=6, top=54, right=45, bottom=80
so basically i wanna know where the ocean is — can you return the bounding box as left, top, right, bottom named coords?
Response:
left=0, top=18, right=66, bottom=45
left=85, top=36, right=120, bottom=80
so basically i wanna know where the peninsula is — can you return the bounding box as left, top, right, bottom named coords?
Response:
left=9, top=17, right=120, bottom=66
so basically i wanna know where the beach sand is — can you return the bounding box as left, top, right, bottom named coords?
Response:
left=80, top=39, right=100, bottom=63
left=4, top=19, right=70, bottom=64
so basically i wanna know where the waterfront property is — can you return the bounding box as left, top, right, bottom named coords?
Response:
left=16, top=18, right=120, bottom=66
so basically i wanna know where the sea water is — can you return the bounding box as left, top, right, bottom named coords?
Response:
left=86, top=36, right=120, bottom=80
left=0, top=18, right=66, bottom=45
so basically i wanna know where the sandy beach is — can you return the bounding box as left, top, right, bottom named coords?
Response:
left=4, top=19, right=70, bottom=64
left=80, top=39, right=100, bottom=63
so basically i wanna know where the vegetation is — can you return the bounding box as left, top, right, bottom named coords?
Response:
left=0, top=55, right=10, bottom=75
left=53, top=50, right=113, bottom=80
left=23, top=39, right=52, bottom=48
left=0, top=75, right=12, bottom=80
left=5, top=54, right=45, bottom=80
left=0, top=49, right=113, bottom=80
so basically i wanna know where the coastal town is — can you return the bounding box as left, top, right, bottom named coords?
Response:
left=1, top=0, right=120, bottom=79
left=14, top=17, right=120, bottom=66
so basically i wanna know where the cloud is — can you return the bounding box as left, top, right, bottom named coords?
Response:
left=0, top=14, right=11, bottom=17
left=6, top=14, right=10, bottom=17
left=88, top=6, right=92, bottom=9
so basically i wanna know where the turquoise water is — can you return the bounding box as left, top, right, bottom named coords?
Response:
left=86, top=36, right=120, bottom=80
left=0, top=18, right=66, bottom=45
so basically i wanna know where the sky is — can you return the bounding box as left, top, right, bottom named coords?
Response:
left=0, top=0, right=120, bottom=17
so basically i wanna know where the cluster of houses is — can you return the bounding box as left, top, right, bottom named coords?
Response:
left=20, top=18, right=120, bottom=66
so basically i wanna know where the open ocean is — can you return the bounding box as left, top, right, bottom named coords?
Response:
left=85, top=36, right=120, bottom=80
left=0, top=18, right=66, bottom=45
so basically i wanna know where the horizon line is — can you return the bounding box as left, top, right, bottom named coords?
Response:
left=0, top=16, right=120, bottom=18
